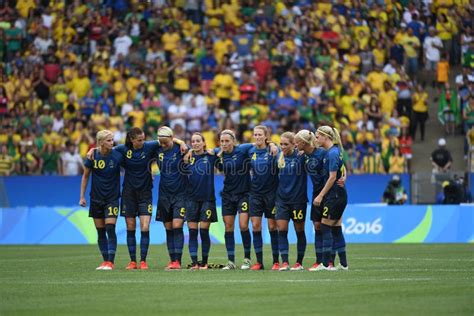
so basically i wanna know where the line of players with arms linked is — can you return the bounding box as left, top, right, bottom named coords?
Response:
left=79, top=124, right=348, bottom=272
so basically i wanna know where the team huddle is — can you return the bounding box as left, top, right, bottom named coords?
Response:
left=79, top=124, right=348, bottom=272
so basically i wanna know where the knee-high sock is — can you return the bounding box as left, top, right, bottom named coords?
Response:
left=224, top=231, right=235, bottom=262
left=321, top=224, right=333, bottom=266
left=173, top=227, right=184, bottom=263
left=165, top=229, right=175, bottom=262
left=240, top=229, right=251, bottom=259
left=278, top=230, right=289, bottom=263
left=105, top=224, right=117, bottom=263
left=189, top=228, right=199, bottom=264
left=200, top=228, right=210, bottom=264
left=140, top=231, right=150, bottom=262
left=332, top=226, right=347, bottom=267
left=253, top=230, right=263, bottom=264
left=270, top=230, right=279, bottom=263
left=315, top=229, right=323, bottom=264
left=296, top=230, right=307, bottom=264
left=97, top=228, right=108, bottom=262
left=126, top=230, right=136, bottom=262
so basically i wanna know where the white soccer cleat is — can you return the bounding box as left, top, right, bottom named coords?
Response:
left=240, top=258, right=251, bottom=270
left=222, top=261, right=236, bottom=270
left=336, top=264, right=349, bottom=271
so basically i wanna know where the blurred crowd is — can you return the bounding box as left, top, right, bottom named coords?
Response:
left=0, top=0, right=473, bottom=176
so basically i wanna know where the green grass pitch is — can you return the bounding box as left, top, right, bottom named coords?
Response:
left=1, top=244, right=473, bottom=315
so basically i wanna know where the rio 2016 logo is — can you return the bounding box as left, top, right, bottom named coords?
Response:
left=342, top=218, right=383, bottom=235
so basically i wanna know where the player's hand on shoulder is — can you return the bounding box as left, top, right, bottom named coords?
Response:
left=86, top=148, right=96, bottom=160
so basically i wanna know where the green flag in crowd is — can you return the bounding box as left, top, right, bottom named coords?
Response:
left=437, top=87, right=461, bottom=125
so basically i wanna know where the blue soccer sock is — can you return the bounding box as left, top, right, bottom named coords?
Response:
left=140, top=231, right=150, bottom=262
left=105, top=224, right=117, bottom=263
left=321, top=224, right=333, bottom=266
left=126, top=230, right=136, bottom=262
left=173, top=227, right=184, bottom=263
left=189, top=228, right=199, bottom=264
left=253, top=230, right=263, bottom=264
left=296, top=230, right=307, bottom=264
left=278, top=230, right=289, bottom=263
left=270, top=230, right=279, bottom=263
left=224, top=231, right=235, bottom=262
left=332, top=226, right=347, bottom=267
left=97, top=228, right=108, bottom=262
left=200, top=228, right=210, bottom=264
left=315, top=229, right=323, bottom=264
left=165, top=229, right=175, bottom=262
left=240, top=229, right=251, bottom=259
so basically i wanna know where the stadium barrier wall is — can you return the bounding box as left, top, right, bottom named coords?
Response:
left=1, top=205, right=472, bottom=244
left=0, top=174, right=410, bottom=207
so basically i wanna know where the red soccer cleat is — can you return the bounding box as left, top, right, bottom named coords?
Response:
left=290, top=262, right=304, bottom=271
left=167, top=260, right=181, bottom=270
left=250, top=262, right=264, bottom=270
left=102, top=261, right=114, bottom=270
left=199, top=264, right=209, bottom=270
left=165, top=261, right=174, bottom=270
left=279, top=262, right=290, bottom=271
left=125, top=261, right=137, bottom=270
left=308, top=262, right=322, bottom=271
left=271, top=262, right=280, bottom=271
left=95, top=262, right=108, bottom=270
left=139, top=261, right=149, bottom=270
left=189, top=263, right=200, bottom=270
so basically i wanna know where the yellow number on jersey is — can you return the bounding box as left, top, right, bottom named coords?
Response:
left=108, top=206, right=118, bottom=216
left=148, top=204, right=153, bottom=214
left=272, top=207, right=276, bottom=215
left=322, top=207, right=329, bottom=217
left=94, top=160, right=105, bottom=169
left=126, top=150, right=132, bottom=159
left=241, top=202, right=248, bottom=211
left=252, top=153, right=257, bottom=160
left=206, top=209, right=212, bottom=219
left=179, top=207, right=186, bottom=217
left=159, top=153, right=164, bottom=161
left=190, top=157, right=195, bottom=165
left=292, top=210, right=304, bottom=220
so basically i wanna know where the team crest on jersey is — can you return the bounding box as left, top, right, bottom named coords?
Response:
left=109, top=160, right=115, bottom=168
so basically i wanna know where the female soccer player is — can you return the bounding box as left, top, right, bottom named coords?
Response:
left=183, top=133, right=218, bottom=270
left=248, top=126, right=279, bottom=270
left=295, top=130, right=326, bottom=271
left=275, top=132, right=308, bottom=271
left=80, top=130, right=123, bottom=270
left=155, top=126, right=189, bottom=270
left=313, top=126, right=348, bottom=271
left=217, top=129, right=253, bottom=270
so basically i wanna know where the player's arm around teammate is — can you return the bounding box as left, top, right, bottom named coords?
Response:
left=155, top=126, right=189, bottom=270
left=79, top=130, right=123, bottom=270
left=248, top=126, right=280, bottom=271
left=313, top=126, right=348, bottom=271
left=275, top=132, right=308, bottom=271
left=183, top=133, right=218, bottom=270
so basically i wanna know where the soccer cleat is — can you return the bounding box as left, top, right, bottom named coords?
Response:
left=336, top=264, right=349, bottom=271
left=241, top=258, right=251, bottom=270
left=326, top=263, right=337, bottom=271
left=308, top=262, right=322, bottom=271
left=165, top=261, right=174, bottom=270
left=222, top=261, right=236, bottom=270
left=96, top=262, right=108, bottom=270
left=125, top=261, right=137, bottom=270
left=168, top=261, right=181, bottom=270
left=199, top=264, right=209, bottom=270
left=290, top=263, right=304, bottom=271
left=139, top=261, right=149, bottom=270
left=271, top=262, right=280, bottom=271
left=102, top=261, right=114, bottom=270
left=279, top=262, right=290, bottom=271
left=250, top=263, right=264, bottom=270
left=189, top=263, right=200, bottom=271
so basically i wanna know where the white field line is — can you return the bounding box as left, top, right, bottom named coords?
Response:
left=353, top=257, right=474, bottom=262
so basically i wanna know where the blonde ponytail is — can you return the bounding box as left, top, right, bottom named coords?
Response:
left=316, top=125, right=344, bottom=152
left=295, top=129, right=317, bottom=148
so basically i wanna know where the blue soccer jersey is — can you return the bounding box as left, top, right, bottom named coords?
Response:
left=305, top=147, right=326, bottom=194
left=215, top=143, right=253, bottom=195
left=84, top=149, right=123, bottom=202
left=115, top=141, right=161, bottom=191
left=277, top=151, right=307, bottom=203
left=324, top=145, right=345, bottom=198
left=248, top=146, right=279, bottom=195
left=155, top=143, right=188, bottom=196
left=185, top=152, right=218, bottom=201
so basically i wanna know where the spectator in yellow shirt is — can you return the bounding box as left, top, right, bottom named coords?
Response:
left=362, top=146, right=385, bottom=174
left=412, top=84, right=429, bottom=141
left=388, top=147, right=406, bottom=173
left=211, top=66, right=234, bottom=111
